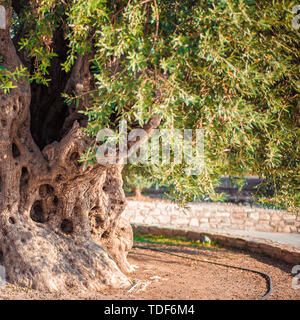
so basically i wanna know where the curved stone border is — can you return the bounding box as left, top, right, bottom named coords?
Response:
left=132, top=224, right=300, bottom=265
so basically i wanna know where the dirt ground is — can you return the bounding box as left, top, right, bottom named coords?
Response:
left=0, top=242, right=299, bottom=300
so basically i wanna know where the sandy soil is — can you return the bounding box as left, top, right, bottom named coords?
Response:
left=0, top=242, right=299, bottom=300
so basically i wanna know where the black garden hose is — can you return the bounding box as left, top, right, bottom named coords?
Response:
left=132, top=244, right=272, bottom=300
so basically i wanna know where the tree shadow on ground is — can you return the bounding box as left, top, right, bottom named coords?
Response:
left=132, top=242, right=226, bottom=260
left=222, top=245, right=294, bottom=275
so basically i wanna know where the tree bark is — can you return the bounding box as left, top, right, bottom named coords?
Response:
left=132, top=186, right=142, bottom=199
left=0, top=6, right=135, bottom=292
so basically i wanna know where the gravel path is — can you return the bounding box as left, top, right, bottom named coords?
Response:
left=212, top=229, right=300, bottom=247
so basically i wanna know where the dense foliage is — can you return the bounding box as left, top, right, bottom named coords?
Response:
left=1, top=0, right=299, bottom=210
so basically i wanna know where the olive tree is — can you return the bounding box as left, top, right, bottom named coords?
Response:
left=0, top=0, right=298, bottom=291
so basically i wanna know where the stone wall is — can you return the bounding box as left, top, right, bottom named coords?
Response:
left=123, top=200, right=300, bottom=234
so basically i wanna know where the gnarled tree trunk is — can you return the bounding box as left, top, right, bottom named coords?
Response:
left=0, top=5, right=135, bottom=292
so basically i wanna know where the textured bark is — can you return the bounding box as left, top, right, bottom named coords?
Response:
left=132, top=186, right=142, bottom=199
left=0, top=6, right=136, bottom=291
